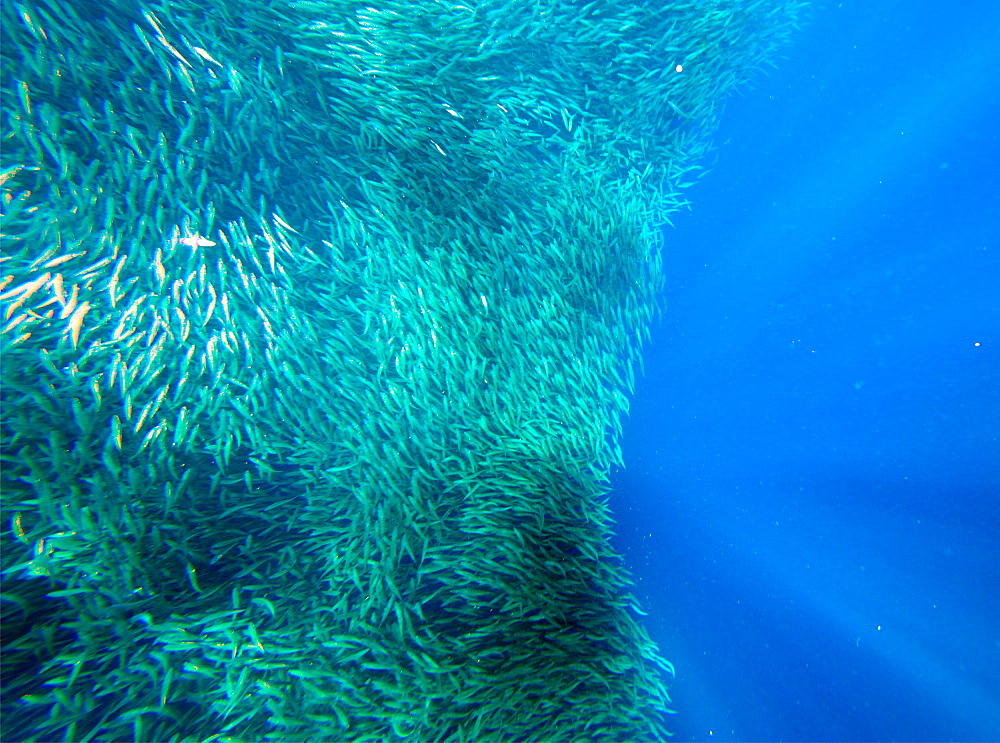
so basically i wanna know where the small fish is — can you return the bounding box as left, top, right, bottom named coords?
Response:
left=179, top=234, right=216, bottom=247
left=189, top=46, right=223, bottom=67
left=66, top=301, right=91, bottom=348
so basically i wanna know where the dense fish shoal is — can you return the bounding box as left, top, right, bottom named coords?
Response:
left=0, top=1, right=806, bottom=740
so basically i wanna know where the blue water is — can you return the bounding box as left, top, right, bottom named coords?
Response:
left=612, top=1, right=1000, bottom=740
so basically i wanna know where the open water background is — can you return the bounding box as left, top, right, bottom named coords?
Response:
left=612, top=1, right=1000, bottom=740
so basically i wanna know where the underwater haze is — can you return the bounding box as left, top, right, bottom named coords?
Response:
left=2, top=0, right=996, bottom=741
left=612, top=0, right=1000, bottom=741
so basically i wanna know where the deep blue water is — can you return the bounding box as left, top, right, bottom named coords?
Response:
left=612, top=1, right=1000, bottom=740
